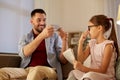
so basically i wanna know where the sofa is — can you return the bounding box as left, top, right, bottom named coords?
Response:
left=0, top=51, right=120, bottom=80
left=0, top=52, right=73, bottom=80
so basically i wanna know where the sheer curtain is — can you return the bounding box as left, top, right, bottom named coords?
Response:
left=0, top=0, right=34, bottom=53
left=116, top=0, right=120, bottom=48
left=104, top=0, right=120, bottom=48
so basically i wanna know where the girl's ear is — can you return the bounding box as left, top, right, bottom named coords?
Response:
left=98, top=25, right=103, bottom=31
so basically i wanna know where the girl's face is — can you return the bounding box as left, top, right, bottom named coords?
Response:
left=88, top=22, right=100, bottom=39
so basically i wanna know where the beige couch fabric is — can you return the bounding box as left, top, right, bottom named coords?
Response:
left=0, top=53, right=73, bottom=80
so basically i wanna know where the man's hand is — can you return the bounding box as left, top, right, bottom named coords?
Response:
left=57, top=28, right=68, bottom=64
left=41, top=26, right=54, bottom=38
left=57, top=28, right=67, bottom=41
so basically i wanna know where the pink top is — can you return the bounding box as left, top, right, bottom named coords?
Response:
left=89, top=39, right=116, bottom=78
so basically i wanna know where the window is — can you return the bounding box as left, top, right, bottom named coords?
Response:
left=0, top=0, right=33, bottom=53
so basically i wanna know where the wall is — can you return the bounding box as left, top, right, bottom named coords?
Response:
left=34, top=0, right=63, bottom=26
left=34, top=0, right=105, bottom=32
left=62, top=0, right=105, bottom=32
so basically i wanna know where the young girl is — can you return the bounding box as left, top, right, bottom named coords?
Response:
left=67, top=15, right=119, bottom=80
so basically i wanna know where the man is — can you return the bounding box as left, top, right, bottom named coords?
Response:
left=18, top=9, right=68, bottom=80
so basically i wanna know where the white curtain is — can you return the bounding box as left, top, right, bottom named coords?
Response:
left=104, top=0, right=120, bottom=48
left=0, top=0, right=34, bottom=53
left=116, top=0, right=120, bottom=47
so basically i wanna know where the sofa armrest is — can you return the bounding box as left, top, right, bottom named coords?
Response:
left=62, top=62, right=73, bottom=79
left=0, top=53, right=21, bottom=68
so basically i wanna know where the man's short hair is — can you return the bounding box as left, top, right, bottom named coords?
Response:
left=31, top=9, right=46, bottom=17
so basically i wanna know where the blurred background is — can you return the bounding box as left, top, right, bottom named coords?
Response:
left=0, top=0, right=120, bottom=53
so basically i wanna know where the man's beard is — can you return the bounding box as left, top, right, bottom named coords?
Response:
left=35, top=25, right=46, bottom=33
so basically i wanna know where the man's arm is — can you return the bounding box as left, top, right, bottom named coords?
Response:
left=23, top=26, right=54, bottom=57
left=58, top=28, right=68, bottom=64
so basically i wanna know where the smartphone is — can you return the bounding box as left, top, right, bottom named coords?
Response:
left=51, top=24, right=61, bottom=31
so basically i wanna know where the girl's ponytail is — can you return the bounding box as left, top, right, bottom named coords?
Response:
left=108, top=18, right=119, bottom=57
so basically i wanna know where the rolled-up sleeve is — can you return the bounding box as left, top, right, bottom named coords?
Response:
left=18, top=32, right=33, bottom=58
left=18, top=35, right=27, bottom=58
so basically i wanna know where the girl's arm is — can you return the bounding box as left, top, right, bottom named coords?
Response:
left=77, top=30, right=90, bottom=63
left=74, top=43, right=114, bottom=73
left=77, top=44, right=90, bottom=63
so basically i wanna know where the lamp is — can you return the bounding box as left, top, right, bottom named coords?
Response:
left=117, top=5, right=120, bottom=25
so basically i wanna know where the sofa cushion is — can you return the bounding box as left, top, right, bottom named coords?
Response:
left=115, top=56, right=120, bottom=80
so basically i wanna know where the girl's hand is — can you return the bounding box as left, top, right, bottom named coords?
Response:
left=79, top=30, right=89, bottom=44
left=73, top=60, right=84, bottom=71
